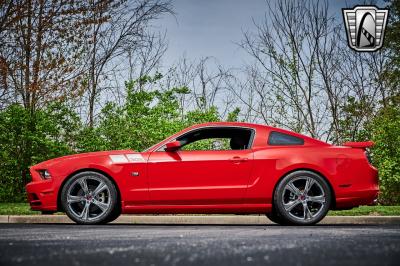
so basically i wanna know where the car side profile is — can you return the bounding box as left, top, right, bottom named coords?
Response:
left=26, top=122, right=379, bottom=225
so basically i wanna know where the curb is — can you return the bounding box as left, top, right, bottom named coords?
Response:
left=1, top=215, right=400, bottom=225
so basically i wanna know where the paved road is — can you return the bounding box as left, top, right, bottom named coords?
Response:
left=0, top=224, right=399, bottom=266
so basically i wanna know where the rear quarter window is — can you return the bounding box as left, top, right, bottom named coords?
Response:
left=268, top=131, right=304, bottom=145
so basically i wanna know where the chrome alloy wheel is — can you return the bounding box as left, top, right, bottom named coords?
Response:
left=66, top=176, right=112, bottom=221
left=281, top=176, right=326, bottom=221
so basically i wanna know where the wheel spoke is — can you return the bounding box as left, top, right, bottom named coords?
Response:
left=92, top=199, right=109, bottom=212
left=78, top=178, right=89, bottom=195
left=92, top=181, right=107, bottom=197
left=308, top=195, right=325, bottom=204
left=67, top=195, right=84, bottom=204
left=284, top=199, right=301, bottom=212
left=303, top=203, right=313, bottom=220
left=286, top=182, right=301, bottom=196
left=304, top=177, right=315, bottom=194
left=79, top=203, right=90, bottom=220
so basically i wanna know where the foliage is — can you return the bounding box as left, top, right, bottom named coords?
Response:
left=367, top=103, right=400, bottom=204
left=227, top=108, right=241, bottom=122
left=0, top=103, right=80, bottom=202
left=337, top=95, right=400, bottom=204
left=336, top=96, right=375, bottom=143
left=78, top=77, right=220, bottom=153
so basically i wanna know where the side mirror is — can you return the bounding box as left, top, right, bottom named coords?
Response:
left=165, top=141, right=181, bottom=152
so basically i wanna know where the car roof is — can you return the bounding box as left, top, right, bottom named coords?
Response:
left=188, top=122, right=268, bottom=130
left=187, top=122, right=329, bottom=146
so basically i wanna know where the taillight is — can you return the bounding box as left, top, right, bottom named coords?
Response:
left=365, top=150, right=373, bottom=165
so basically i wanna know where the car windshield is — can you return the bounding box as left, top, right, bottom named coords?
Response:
left=142, top=142, right=160, bottom=152
left=142, top=135, right=171, bottom=152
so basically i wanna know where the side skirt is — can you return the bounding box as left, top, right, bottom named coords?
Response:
left=121, top=203, right=272, bottom=214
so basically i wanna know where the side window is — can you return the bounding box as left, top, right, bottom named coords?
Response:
left=268, top=131, right=304, bottom=145
left=182, top=138, right=231, bottom=151
left=176, top=127, right=253, bottom=151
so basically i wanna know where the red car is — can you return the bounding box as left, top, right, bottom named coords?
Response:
left=26, top=122, right=379, bottom=225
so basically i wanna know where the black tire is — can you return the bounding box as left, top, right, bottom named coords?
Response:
left=103, top=202, right=121, bottom=224
left=273, top=170, right=331, bottom=225
left=61, top=171, right=118, bottom=225
left=266, top=208, right=285, bottom=225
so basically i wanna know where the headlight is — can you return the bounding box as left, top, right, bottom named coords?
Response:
left=38, top=169, right=51, bottom=179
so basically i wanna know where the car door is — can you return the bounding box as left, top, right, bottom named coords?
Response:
left=146, top=128, right=255, bottom=205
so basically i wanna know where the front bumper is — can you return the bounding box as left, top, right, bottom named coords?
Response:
left=25, top=170, right=58, bottom=211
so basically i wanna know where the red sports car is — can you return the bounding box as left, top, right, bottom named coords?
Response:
left=26, top=122, right=379, bottom=225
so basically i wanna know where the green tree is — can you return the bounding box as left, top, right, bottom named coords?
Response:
left=367, top=103, right=400, bottom=204
left=0, top=103, right=80, bottom=202
left=78, top=75, right=219, bottom=153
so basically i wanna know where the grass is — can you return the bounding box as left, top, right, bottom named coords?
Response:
left=328, top=205, right=400, bottom=216
left=0, top=203, right=39, bottom=215
left=0, top=203, right=400, bottom=216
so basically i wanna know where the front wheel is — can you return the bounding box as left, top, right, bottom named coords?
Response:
left=61, top=171, right=119, bottom=225
left=266, top=209, right=285, bottom=225
left=273, top=170, right=331, bottom=225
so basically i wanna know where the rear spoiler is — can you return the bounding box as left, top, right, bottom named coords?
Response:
left=342, top=141, right=374, bottom=149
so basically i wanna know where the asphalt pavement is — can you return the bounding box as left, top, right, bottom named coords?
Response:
left=0, top=224, right=399, bottom=266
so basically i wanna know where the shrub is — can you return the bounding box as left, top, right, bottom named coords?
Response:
left=0, top=103, right=80, bottom=202
left=368, top=105, right=400, bottom=204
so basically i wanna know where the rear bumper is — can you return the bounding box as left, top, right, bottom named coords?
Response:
left=335, top=188, right=379, bottom=209
left=25, top=173, right=58, bottom=212
left=335, top=164, right=379, bottom=209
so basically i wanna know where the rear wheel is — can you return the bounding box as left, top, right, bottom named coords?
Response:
left=61, top=171, right=118, bottom=225
left=273, top=170, right=331, bottom=225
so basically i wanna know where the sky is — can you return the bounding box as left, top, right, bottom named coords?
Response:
left=158, top=0, right=266, bottom=69
left=155, top=0, right=372, bottom=70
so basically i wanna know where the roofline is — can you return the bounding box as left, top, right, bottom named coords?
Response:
left=146, top=122, right=329, bottom=152
left=188, top=122, right=330, bottom=146
left=188, top=121, right=270, bottom=129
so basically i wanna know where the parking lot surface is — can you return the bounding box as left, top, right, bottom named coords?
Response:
left=0, top=224, right=399, bottom=265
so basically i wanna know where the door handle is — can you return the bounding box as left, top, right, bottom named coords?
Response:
left=229, top=156, right=248, bottom=163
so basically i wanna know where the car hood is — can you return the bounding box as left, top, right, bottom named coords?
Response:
left=31, top=150, right=136, bottom=169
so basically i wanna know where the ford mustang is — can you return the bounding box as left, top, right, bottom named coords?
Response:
left=26, top=122, right=379, bottom=225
